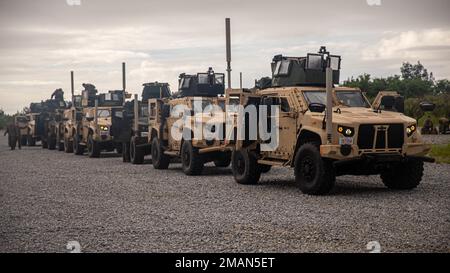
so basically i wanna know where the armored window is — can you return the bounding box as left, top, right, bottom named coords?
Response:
left=228, top=96, right=240, bottom=113
left=140, top=105, right=148, bottom=117
left=329, top=55, right=341, bottom=71
left=307, top=54, right=323, bottom=70
left=335, top=91, right=370, bottom=108
left=303, top=91, right=327, bottom=105
left=198, top=74, right=209, bottom=84
left=215, top=74, right=225, bottom=85
left=180, top=77, right=191, bottom=89
left=274, top=60, right=291, bottom=76
left=114, top=111, right=123, bottom=118
left=97, top=109, right=110, bottom=118
left=280, top=98, right=291, bottom=112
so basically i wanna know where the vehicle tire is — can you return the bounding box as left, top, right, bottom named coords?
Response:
left=48, top=132, right=56, bottom=150
left=56, top=133, right=64, bottom=151
left=42, top=140, right=48, bottom=149
left=258, top=164, right=272, bottom=173
left=294, top=143, right=336, bottom=195
left=122, top=142, right=131, bottom=162
left=231, top=148, right=261, bottom=185
left=73, top=134, right=84, bottom=155
left=64, top=137, right=73, bottom=153
left=213, top=152, right=231, bottom=168
left=151, top=137, right=170, bottom=169
left=20, top=135, right=28, bottom=146
left=87, top=134, right=100, bottom=158
left=27, top=135, right=35, bottom=146
left=380, top=159, right=424, bottom=190
left=130, top=137, right=144, bottom=164
left=181, top=140, right=204, bottom=175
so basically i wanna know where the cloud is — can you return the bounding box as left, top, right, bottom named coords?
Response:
left=363, top=29, right=450, bottom=61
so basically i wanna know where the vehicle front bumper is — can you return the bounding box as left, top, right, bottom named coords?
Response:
left=320, top=143, right=433, bottom=160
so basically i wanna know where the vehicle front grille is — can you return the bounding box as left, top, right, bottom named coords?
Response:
left=357, top=124, right=404, bottom=150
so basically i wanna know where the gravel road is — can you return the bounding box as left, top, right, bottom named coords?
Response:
left=0, top=132, right=449, bottom=253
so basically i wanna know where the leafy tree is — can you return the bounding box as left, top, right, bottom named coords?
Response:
left=434, top=79, right=450, bottom=94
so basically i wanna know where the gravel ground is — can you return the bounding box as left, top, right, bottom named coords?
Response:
left=0, top=132, right=449, bottom=253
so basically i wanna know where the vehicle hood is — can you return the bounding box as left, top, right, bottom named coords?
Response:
left=330, top=107, right=416, bottom=125
left=313, top=107, right=416, bottom=126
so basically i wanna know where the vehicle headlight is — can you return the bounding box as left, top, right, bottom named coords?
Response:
left=99, top=125, right=108, bottom=131
left=406, top=124, right=416, bottom=137
left=337, top=125, right=355, bottom=137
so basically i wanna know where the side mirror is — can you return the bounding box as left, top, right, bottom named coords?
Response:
left=419, top=102, right=435, bottom=112
left=309, top=103, right=326, bottom=113
left=380, top=96, right=395, bottom=110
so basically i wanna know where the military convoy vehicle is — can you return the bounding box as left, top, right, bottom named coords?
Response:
left=228, top=47, right=434, bottom=195
left=119, top=82, right=171, bottom=164
left=62, top=95, right=82, bottom=153
left=147, top=68, right=232, bottom=175
left=72, top=84, right=125, bottom=157
left=25, top=98, right=66, bottom=148
left=26, top=103, right=45, bottom=146
left=14, top=115, right=29, bottom=146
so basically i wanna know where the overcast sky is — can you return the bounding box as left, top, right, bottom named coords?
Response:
left=1, top=0, right=450, bottom=113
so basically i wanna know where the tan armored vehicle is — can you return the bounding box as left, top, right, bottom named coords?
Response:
left=147, top=68, right=231, bottom=174
left=62, top=95, right=82, bottom=153
left=26, top=103, right=45, bottom=146
left=25, top=99, right=66, bottom=148
left=230, top=47, right=433, bottom=195
left=73, top=84, right=125, bottom=157
left=15, top=115, right=29, bottom=146
left=118, top=82, right=171, bottom=164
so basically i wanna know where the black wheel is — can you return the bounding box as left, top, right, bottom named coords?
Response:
left=122, top=142, right=131, bottom=162
left=181, top=140, right=204, bottom=175
left=42, top=140, right=48, bottom=149
left=64, top=137, right=73, bottom=153
left=130, top=137, right=144, bottom=164
left=73, top=134, right=84, bottom=155
left=87, top=134, right=100, bottom=158
left=151, top=137, right=170, bottom=169
left=380, top=159, right=424, bottom=189
left=258, top=164, right=272, bottom=173
left=48, top=132, right=56, bottom=150
left=231, top=149, right=261, bottom=185
left=294, top=143, right=335, bottom=195
left=20, top=135, right=27, bottom=146
left=56, top=133, right=64, bottom=151
left=213, top=152, right=231, bottom=168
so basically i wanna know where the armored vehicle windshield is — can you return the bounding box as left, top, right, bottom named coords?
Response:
left=302, top=89, right=370, bottom=108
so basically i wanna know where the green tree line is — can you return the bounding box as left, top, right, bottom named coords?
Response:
left=343, top=61, right=450, bottom=120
